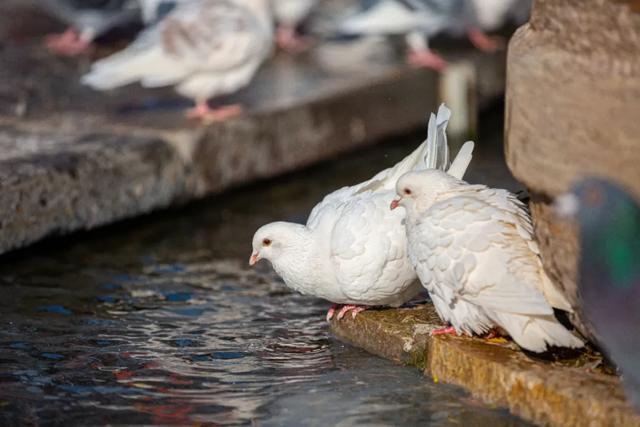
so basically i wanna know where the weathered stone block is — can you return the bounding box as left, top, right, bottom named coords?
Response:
left=505, top=0, right=640, bottom=340
left=331, top=305, right=640, bottom=427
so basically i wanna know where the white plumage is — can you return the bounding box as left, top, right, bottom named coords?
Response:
left=393, top=170, right=583, bottom=352
left=250, top=105, right=475, bottom=318
left=82, top=0, right=273, bottom=120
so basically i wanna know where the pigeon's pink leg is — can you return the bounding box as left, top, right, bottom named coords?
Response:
left=430, top=326, right=458, bottom=336
left=186, top=101, right=243, bottom=123
left=467, top=28, right=505, bottom=53
left=326, top=304, right=338, bottom=322
left=276, top=25, right=312, bottom=54
left=44, top=28, right=93, bottom=56
left=336, top=304, right=368, bottom=320
left=406, top=49, right=447, bottom=72
left=482, top=328, right=504, bottom=339
left=349, top=306, right=367, bottom=319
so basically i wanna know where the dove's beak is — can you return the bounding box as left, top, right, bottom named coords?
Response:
left=249, top=251, right=260, bottom=266
left=390, top=198, right=401, bottom=210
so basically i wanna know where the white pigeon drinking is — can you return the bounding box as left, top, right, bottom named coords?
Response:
left=41, top=0, right=141, bottom=56
left=82, top=0, right=274, bottom=122
left=250, top=104, right=475, bottom=321
left=270, top=0, right=317, bottom=52
left=391, top=169, right=584, bottom=352
left=336, top=0, right=501, bottom=72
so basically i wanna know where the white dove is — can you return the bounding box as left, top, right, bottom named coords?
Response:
left=336, top=0, right=501, bottom=72
left=391, top=169, right=584, bottom=352
left=82, top=0, right=274, bottom=122
left=270, top=0, right=317, bottom=52
left=250, top=104, right=476, bottom=321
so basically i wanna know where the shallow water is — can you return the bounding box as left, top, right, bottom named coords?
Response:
left=0, top=109, right=528, bottom=426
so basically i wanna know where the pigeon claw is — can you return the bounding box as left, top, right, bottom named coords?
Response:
left=276, top=26, right=312, bottom=54
left=430, top=326, right=458, bottom=336
left=336, top=304, right=367, bottom=320
left=44, top=28, right=93, bottom=57
left=406, top=49, right=447, bottom=72
left=467, top=29, right=505, bottom=53
left=186, top=102, right=243, bottom=123
left=326, top=304, right=338, bottom=322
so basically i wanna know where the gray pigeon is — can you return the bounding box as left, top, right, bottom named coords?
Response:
left=41, top=0, right=142, bottom=56
left=336, top=0, right=500, bottom=71
left=555, top=178, right=640, bottom=412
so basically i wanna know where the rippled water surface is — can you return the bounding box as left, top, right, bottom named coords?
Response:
left=0, top=110, right=528, bottom=425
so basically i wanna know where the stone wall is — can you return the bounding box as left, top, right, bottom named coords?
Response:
left=505, top=0, right=640, bottom=340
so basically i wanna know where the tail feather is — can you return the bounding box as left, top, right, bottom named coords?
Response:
left=422, top=103, right=451, bottom=171
left=354, top=103, right=472, bottom=194
left=540, top=271, right=574, bottom=313
left=82, top=46, right=184, bottom=90
left=447, top=141, right=474, bottom=180
left=493, top=311, right=584, bottom=352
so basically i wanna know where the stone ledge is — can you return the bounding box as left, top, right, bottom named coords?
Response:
left=330, top=305, right=640, bottom=427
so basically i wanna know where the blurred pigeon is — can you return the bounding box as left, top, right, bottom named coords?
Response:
left=555, top=179, right=640, bottom=411
left=270, top=0, right=317, bottom=53
left=470, top=0, right=531, bottom=32
left=250, top=105, right=475, bottom=321
left=392, top=170, right=583, bottom=352
left=336, top=0, right=502, bottom=71
left=41, top=0, right=141, bottom=56
left=82, top=0, right=274, bottom=123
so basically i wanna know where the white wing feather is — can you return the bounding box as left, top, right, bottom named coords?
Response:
left=415, top=195, right=582, bottom=351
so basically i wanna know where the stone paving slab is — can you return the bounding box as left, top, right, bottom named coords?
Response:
left=330, top=305, right=640, bottom=427
left=0, top=40, right=505, bottom=255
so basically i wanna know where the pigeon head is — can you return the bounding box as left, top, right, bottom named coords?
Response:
left=555, top=178, right=637, bottom=233
left=391, top=169, right=459, bottom=212
left=555, top=178, right=640, bottom=292
left=249, top=222, right=308, bottom=267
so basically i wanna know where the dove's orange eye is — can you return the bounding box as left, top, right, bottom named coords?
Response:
left=404, top=188, right=412, bottom=195
left=262, top=238, right=272, bottom=246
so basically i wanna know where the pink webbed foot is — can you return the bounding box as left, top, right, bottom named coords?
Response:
left=44, top=28, right=93, bottom=56
left=467, top=28, right=505, bottom=53
left=186, top=101, right=243, bottom=123
left=276, top=25, right=312, bottom=54
left=430, top=326, right=459, bottom=336
left=326, top=304, right=338, bottom=322
left=336, top=304, right=368, bottom=320
left=406, top=49, right=448, bottom=72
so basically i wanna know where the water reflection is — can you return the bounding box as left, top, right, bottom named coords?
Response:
left=0, top=111, right=527, bottom=425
